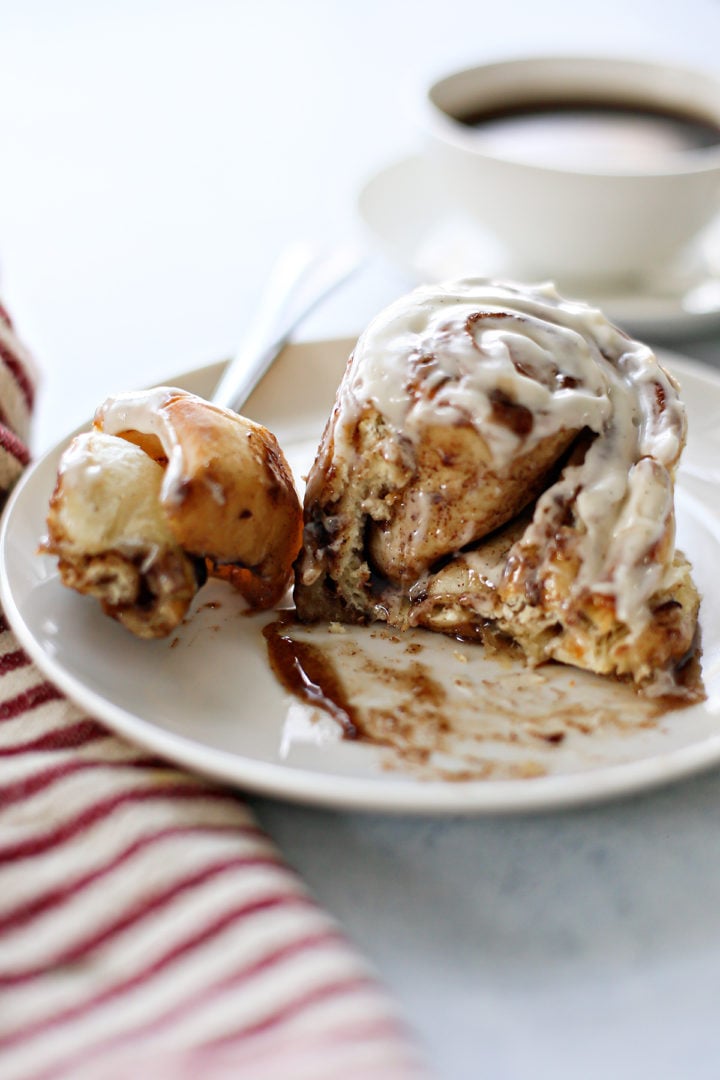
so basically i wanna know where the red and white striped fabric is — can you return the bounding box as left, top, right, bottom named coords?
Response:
left=0, top=312, right=427, bottom=1080
left=0, top=302, right=34, bottom=499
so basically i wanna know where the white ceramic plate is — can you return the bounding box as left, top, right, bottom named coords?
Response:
left=357, top=154, right=720, bottom=341
left=2, top=340, right=720, bottom=814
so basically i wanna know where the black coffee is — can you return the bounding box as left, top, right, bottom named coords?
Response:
left=452, top=99, right=720, bottom=168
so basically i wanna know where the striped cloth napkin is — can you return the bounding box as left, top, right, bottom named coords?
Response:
left=0, top=308, right=427, bottom=1080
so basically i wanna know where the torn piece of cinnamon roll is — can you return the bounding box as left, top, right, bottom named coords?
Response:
left=294, top=279, right=701, bottom=697
left=42, top=388, right=302, bottom=637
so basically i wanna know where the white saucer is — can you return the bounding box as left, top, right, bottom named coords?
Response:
left=357, top=154, right=720, bottom=341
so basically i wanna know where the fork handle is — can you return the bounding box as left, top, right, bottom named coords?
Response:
left=212, top=244, right=364, bottom=413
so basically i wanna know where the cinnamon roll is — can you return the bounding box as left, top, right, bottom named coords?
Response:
left=42, top=388, right=302, bottom=637
left=295, top=280, right=700, bottom=694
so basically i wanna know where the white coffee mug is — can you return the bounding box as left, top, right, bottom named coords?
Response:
left=421, top=55, right=720, bottom=286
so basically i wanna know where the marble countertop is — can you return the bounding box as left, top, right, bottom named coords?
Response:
left=4, top=2, right=720, bottom=1076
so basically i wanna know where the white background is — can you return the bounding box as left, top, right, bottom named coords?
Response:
left=3, top=2, right=720, bottom=1077
left=2, top=0, right=720, bottom=447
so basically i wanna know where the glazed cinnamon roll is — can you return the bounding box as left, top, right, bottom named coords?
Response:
left=295, top=280, right=700, bottom=694
left=42, top=388, right=302, bottom=637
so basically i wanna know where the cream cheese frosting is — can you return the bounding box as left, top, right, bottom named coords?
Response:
left=95, top=388, right=259, bottom=510
left=96, top=387, right=195, bottom=507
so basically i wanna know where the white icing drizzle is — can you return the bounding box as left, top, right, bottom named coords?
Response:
left=94, top=387, right=189, bottom=505
left=334, top=279, right=687, bottom=635
left=95, top=388, right=237, bottom=509
left=56, top=430, right=115, bottom=492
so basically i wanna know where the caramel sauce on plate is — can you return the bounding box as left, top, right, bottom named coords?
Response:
left=262, top=615, right=702, bottom=782
left=263, top=617, right=360, bottom=739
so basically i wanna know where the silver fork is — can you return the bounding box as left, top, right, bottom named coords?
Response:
left=212, top=242, right=365, bottom=413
